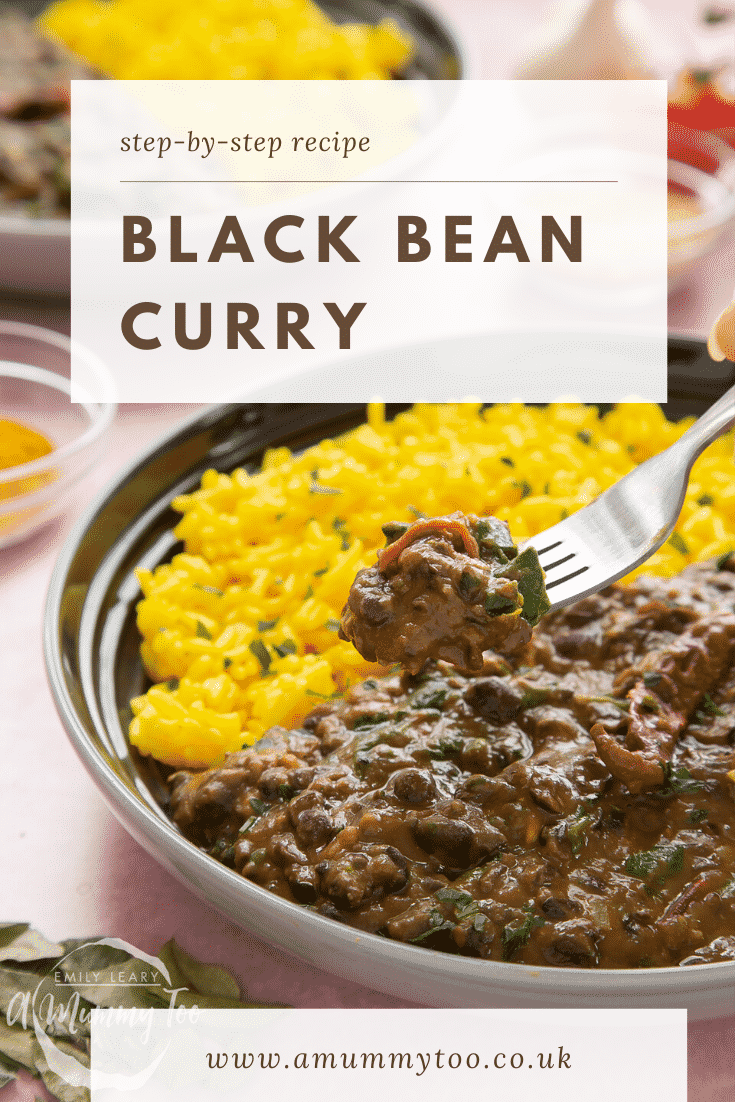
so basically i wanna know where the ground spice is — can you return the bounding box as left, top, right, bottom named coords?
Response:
left=0, top=418, right=55, bottom=507
left=0, top=417, right=54, bottom=471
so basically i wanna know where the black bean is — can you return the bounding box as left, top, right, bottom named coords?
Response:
left=294, top=808, right=334, bottom=847
left=463, top=677, right=523, bottom=724
left=412, top=815, right=476, bottom=867
left=392, top=768, right=437, bottom=804
left=285, top=864, right=319, bottom=904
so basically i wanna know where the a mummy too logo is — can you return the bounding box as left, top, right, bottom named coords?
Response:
left=6, top=937, right=199, bottom=1092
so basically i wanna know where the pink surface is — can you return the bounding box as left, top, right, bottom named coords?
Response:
left=1, top=1, right=734, bottom=1098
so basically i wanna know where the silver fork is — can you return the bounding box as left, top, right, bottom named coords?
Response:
left=522, top=383, right=735, bottom=611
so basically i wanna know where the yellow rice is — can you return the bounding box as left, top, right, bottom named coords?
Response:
left=129, top=403, right=735, bottom=768
left=39, top=0, right=413, bottom=80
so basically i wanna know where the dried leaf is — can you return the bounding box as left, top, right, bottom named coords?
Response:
left=0, top=928, right=64, bottom=964
left=0, top=925, right=30, bottom=951
left=0, top=1069, right=16, bottom=1090
left=0, top=1015, right=36, bottom=1071
left=31, top=1036, right=90, bottom=1102
left=158, top=940, right=240, bottom=1000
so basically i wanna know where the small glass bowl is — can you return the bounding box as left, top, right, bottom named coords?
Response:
left=668, top=125, right=735, bottom=293
left=0, top=321, right=116, bottom=549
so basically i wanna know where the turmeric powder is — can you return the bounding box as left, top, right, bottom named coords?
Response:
left=0, top=418, right=55, bottom=507
left=0, top=418, right=54, bottom=470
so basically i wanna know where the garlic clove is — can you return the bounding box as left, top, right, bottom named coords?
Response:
left=514, top=0, right=663, bottom=80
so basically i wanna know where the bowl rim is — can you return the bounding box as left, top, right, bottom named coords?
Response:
left=43, top=379, right=735, bottom=1004
left=0, top=320, right=117, bottom=486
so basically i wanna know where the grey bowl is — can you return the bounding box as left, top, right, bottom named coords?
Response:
left=44, top=342, right=735, bottom=1015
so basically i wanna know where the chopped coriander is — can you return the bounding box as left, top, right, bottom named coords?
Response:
left=250, top=797, right=268, bottom=815
left=223, top=657, right=232, bottom=670
left=577, top=429, right=592, bottom=445
left=688, top=809, right=708, bottom=824
left=624, top=843, right=684, bottom=886
left=193, top=584, right=223, bottom=596
left=274, top=639, right=298, bottom=658
left=519, top=686, right=551, bottom=709
left=410, top=910, right=455, bottom=942
left=258, top=618, right=279, bottom=632
left=501, top=905, right=544, bottom=961
left=195, top=620, right=212, bottom=640
left=310, top=483, right=342, bottom=495
left=324, top=619, right=341, bottom=633
left=660, top=763, right=703, bottom=796
left=411, top=687, right=447, bottom=711
left=164, top=677, right=179, bottom=691
left=459, top=570, right=481, bottom=597
left=668, top=532, right=689, bottom=555
left=484, top=590, right=515, bottom=613
left=697, top=493, right=715, bottom=506
left=382, top=521, right=410, bottom=545
left=249, top=638, right=271, bottom=672
left=700, top=692, right=726, bottom=717
left=353, top=712, right=390, bottom=729
left=304, top=584, right=314, bottom=599
left=639, top=695, right=660, bottom=714
left=314, top=565, right=329, bottom=577
left=500, top=456, right=514, bottom=467
left=512, top=479, right=532, bottom=499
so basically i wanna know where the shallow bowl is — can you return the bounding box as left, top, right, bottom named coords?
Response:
left=0, top=321, right=116, bottom=548
left=43, top=336, right=735, bottom=1016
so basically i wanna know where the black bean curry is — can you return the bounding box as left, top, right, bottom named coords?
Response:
left=169, top=556, right=735, bottom=969
left=339, top=513, right=550, bottom=674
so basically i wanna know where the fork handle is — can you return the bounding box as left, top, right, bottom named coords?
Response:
left=669, top=381, right=735, bottom=462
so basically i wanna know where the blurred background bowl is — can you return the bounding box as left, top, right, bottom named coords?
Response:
left=1, top=0, right=468, bottom=296
left=667, top=124, right=735, bottom=293
left=0, top=320, right=116, bottom=548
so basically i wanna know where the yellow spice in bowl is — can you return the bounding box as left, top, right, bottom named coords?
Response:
left=129, top=403, right=735, bottom=770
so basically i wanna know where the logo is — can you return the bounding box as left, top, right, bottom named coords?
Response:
left=6, top=937, right=199, bottom=1092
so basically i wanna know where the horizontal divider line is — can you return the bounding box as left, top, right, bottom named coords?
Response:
left=117, top=178, right=620, bottom=184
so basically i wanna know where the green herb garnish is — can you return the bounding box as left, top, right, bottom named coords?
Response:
left=195, top=620, right=212, bottom=640
left=459, top=570, right=481, bottom=597
left=249, top=639, right=271, bottom=672
left=668, top=532, right=689, bottom=555
left=501, top=905, right=544, bottom=961
left=624, top=843, right=684, bottom=887
left=274, top=639, right=298, bottom=658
